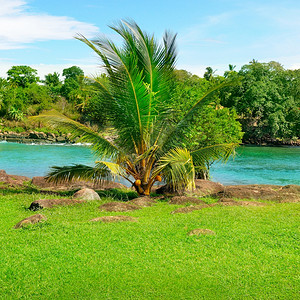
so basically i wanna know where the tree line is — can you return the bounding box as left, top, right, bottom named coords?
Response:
left=0, top=61, right=299, bottom=145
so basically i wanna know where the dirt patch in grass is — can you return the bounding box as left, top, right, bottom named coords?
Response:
left=14, top=214, right=47, bottom=229
left=29, top=198, right=85, bottom=210
left=188, top=228, right=216, bottom=236
left=169, top=196, right=207, bottom=205
left=90, top=216, right=138, bottom=223
left=99, top=202, right=141, bottom=212
left=210, top=198, right=268, bottom=207
left=129, top=196, right=157, bottom=207
left=171, top=204, right=209, bottom=214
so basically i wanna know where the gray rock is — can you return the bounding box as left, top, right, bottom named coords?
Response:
left=73, top=188, right=100, bottom=201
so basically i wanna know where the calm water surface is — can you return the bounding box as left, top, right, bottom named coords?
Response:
left=0, top=142, right=299, bottom=185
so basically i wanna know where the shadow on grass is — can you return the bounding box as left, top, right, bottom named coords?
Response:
left=0, top=185, right=76, bottom=197
left=97, top=188, right=138, bottom=201
left=0, top=184, right=139, bottom=201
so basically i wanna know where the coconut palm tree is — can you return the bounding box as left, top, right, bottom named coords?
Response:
left=37, top=20, right=236, bottom=196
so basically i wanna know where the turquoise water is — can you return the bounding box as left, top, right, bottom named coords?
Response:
left=0, top=142, right=96, bottom=178
left=211, top=146, right=300, bottom=185
left=0, top=142, right=299, bottom=185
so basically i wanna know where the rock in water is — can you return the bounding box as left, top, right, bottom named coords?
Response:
left=73, top=188, right=100, bottom=201
left=14, top=214, right=47, bottom=229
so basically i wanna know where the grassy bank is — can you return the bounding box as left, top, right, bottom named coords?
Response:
left=0, top=192, right=299, bottom=299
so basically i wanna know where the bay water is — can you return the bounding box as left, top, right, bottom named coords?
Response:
left=0, top=141, right=299, bottom=186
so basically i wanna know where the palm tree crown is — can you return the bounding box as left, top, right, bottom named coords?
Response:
left=38, top=20, right=236, bottom=195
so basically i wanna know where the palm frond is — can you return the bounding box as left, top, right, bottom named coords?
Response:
left=31, top=110, right=120, bottom=160
left=95, top=160, right=126, bottom=179
left=191, top=143, right=237, bottom=168
left=46, top=164, right=113, bottom=184
left=153, top=148, right=195, bottom=190
left=77, top=21, right=177, bottom=154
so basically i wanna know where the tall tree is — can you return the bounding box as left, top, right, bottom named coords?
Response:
left=7, top=66, right=39, bottom=88
left=61, top=66, right=84, bottom=100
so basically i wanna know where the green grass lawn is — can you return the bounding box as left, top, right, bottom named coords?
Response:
left=0, top=191, right=299, bottom=299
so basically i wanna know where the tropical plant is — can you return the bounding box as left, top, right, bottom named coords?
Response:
left=8, top=106, right=24, bottom=121
left=35, top=21, right=237, bottom=196
left=7, top=65, right=39, bottom=88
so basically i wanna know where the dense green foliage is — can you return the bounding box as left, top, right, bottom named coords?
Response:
left=169, top=70, right=243, bottom=149
left=220, top=61, right=300, bottom=142
left=0, top=60, right=299, bottom=144
left=0, top=192, right=299, bottom=299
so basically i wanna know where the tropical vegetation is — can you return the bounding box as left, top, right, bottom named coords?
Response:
left=220, top=60, right=300, bottom=142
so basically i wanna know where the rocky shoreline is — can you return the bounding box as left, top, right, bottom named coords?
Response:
left=0, top=130, right=73, bottom=144
left=1, top=130, right=299, bottom=146
left=1, top=170, right=299, bottom=203
left=243, top=138, right=300, bottom=147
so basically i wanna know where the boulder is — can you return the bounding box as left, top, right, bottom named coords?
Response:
left=169, top=196, right=207, bottom=205
left=90, top=216, right=137, bottom=223
left=29, top=131, right=47, bottom=140
left=73, top=188, right=100, bottom=201
left=129, top=196, right=157, bottom=207
left=188, top=229, right=216, bottom=236
left=193, top=180, right=225, bottom=196
left=99, top=202, right=141, bottom=212
left=29, top=198, right=85, bottom=210
left=46, top=132, right=56, bottom=141
left=56, top=136, right=67, bottom=143
left=14, top=214, right=47, bottom=229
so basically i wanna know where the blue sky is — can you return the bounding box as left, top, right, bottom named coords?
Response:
left=0, top=0, right=299, bottom=79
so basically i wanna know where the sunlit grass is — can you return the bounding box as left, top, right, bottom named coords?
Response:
left=0, top=192, right=299, bottom=299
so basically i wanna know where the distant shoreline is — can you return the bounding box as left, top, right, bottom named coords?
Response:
left=1, top=130, right=299, bottom=146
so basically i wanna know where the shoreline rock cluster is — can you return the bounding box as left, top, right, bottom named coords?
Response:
left=0, top=130, right=73, bottom=144
left=0, top=170, right=299, bottom=204
left=243, top=137, right=300, bottom=146
left=0, top=130, right=299, bottom=146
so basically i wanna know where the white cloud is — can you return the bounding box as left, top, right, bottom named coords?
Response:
left=0, top=0, right=99, bottom=50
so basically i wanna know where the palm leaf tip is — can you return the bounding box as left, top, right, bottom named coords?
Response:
left=45, top=164, right=113, bottom=184
left=154, top=148, right=195, bottom=191
left=191, top=143, right=237, bottom=167
left=32, top=110, right=121, bottom=161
